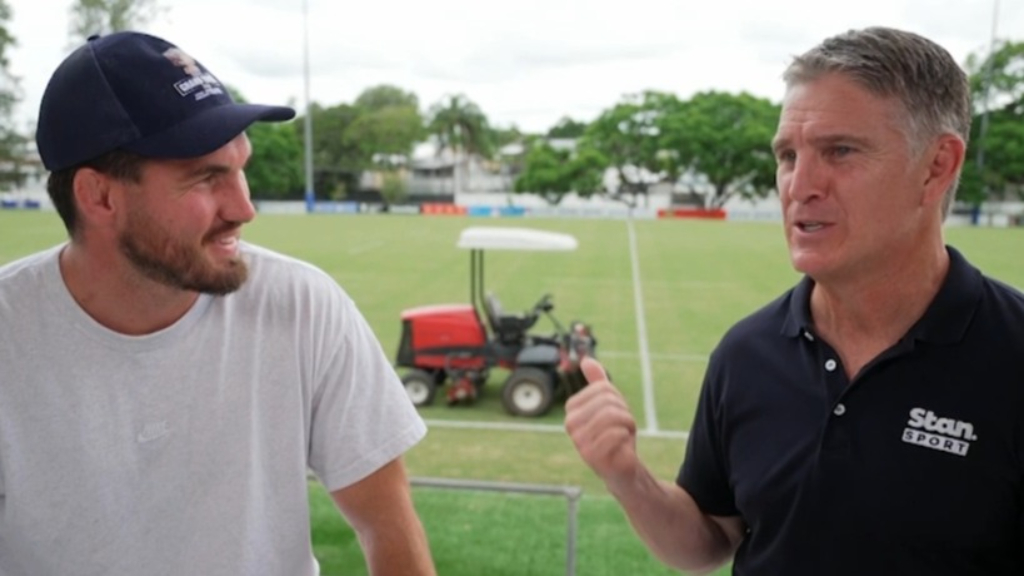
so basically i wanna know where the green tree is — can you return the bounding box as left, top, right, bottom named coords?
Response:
left=351, top=84, right=424, bottom=164
left=68, top=0, right=161, bottom=43
left=428, top=94, right=492, bottom=158
left=956, top=159, right=985, bottom=208
left=967, top=40, right=1024, bottom=114
left=0, top=0, right=25, bottom=192
left=514, top=144, right=563, bottom=203
left=964, top=40, right=1024, bottom=205
left=427, top=94, right=493, bottom=193
left=246, top=122, right=303, bottom=200
left=582, top=91, right=680, bottom=206
left=354, top=84, right=420, bottom=112
left=295, top=102, right=363, bottom=199
left=662, top=91, right=780, bottom=208
left=569, top=148, right=608, bottom=196
left=378, top=170, right=408, bottom=207
left=345, top=105, right=424, bottom=165
left=490, top=124, right=525, bottom=151
left=294, top=85, right=425, bottom=198
left=546, top=116, right=588, bottom=139
left=513, top=142, right=606, bottom=205
left=226, top=86, right=302, bottom=199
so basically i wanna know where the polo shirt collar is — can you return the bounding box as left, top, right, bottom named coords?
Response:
left=907, top=246, right=982, bottom=344
left=780, top=246, right=982, bottom=345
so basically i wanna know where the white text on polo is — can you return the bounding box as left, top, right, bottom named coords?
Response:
left=901, top=407, right=977, bottom=457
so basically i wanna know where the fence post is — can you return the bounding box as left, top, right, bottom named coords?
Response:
left=564, top=485, right=582, bottom=576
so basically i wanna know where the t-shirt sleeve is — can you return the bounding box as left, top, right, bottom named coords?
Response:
left=677, top=351, right=738, bottom=517
left=307, top=286, right=426, bottom=492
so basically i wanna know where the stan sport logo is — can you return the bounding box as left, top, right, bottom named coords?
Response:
left=902, top=407, right=977, bottom=457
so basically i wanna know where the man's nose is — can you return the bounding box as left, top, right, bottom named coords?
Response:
left=782, top=155, right=827, bottom=204
left=220, top=171, right=256, bottom=224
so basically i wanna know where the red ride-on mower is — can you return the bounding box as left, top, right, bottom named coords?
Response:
left=394, top=226, right=598, bottom=417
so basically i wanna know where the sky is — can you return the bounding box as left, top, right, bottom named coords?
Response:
left=6, top=0, right=1021, bottom=136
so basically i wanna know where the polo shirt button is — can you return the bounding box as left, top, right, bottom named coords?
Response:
left=803, top=331, right=815, bottom=342
left=825, top=359, right=837, bottom=372
left=833, top=403, right=847, bottom=416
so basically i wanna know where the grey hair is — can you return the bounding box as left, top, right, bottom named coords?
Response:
left=783, top=27, right=971, bottom=217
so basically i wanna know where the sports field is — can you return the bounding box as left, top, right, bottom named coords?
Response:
left=3, top=210, right=1022, bottom=575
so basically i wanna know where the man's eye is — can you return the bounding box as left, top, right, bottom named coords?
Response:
left=776, top=150, right=796, bottom=163
left=829, top=145, right=853, bottom=158
left=195, top=173, right=218, bottom=187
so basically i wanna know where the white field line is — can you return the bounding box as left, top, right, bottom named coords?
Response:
left=626, top=218, right=658, bottom=433
left=424, top=418, right=689, bottom=440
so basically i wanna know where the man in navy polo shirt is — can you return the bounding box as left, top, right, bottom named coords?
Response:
left=566, top=26, right=1024, bottom=575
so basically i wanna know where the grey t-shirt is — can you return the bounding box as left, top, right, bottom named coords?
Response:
left=0, top=243, right=426, bottom=576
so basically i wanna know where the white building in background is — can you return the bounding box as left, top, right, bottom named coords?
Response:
left=401, top=137, right=511, bottom=196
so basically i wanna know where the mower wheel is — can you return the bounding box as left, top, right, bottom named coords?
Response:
left=502, top=367, right=554, bottom=417
left=402, top=369, right=438, bottom=407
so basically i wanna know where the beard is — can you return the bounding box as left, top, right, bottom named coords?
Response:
left=118, top=210, right=249, bottom=295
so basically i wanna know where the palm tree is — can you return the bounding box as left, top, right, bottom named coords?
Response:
left=427, top=94, right=493, bottom=194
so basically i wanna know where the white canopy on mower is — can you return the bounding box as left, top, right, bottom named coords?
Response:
left=456, top=226, right=579, bottom=341
left=457, top=226, right=578, bottom=252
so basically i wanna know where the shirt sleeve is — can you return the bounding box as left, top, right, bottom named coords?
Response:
left=677, top=350, right=738, bottom=517
left=307, top=286, right=426, bottom=492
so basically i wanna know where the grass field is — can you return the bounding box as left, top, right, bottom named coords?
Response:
left=3, top=210, right=1023, bottom=575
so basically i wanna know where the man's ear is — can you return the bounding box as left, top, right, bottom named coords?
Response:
left=921, top=134, right=966, bottom=208
left=72, top=168, right=119, bottom=227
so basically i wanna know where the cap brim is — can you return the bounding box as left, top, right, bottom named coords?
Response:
left=123, top=103, right=296, bottom=160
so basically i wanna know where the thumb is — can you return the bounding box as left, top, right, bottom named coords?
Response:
left=580, top=357, right=609, bottom=385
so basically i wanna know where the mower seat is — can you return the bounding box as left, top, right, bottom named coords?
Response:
left=484, top=292, right=534, bottom=345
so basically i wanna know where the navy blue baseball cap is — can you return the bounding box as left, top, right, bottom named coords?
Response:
left=36, top=31, right=296, bottom=172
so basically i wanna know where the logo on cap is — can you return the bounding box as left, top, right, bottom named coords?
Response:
left=163, top=47, right=224, bottom=102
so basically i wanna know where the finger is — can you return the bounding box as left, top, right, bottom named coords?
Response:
left=575, top=425, right=632, bottom=459
left=581, top=406, right=637, bottom=438
left=590, top=425, right=637, bottom=457
left=572, top=419, right=639, bottom=480
left=565, top=388, right=633, bottom=435
left=580, top=356, right=609, bottom=384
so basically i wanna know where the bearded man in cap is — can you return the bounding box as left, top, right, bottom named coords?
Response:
left=0, top=32, right=435, bottom=576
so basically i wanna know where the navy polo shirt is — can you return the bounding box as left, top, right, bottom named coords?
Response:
left=678, top=246, right=1024, bottom=575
